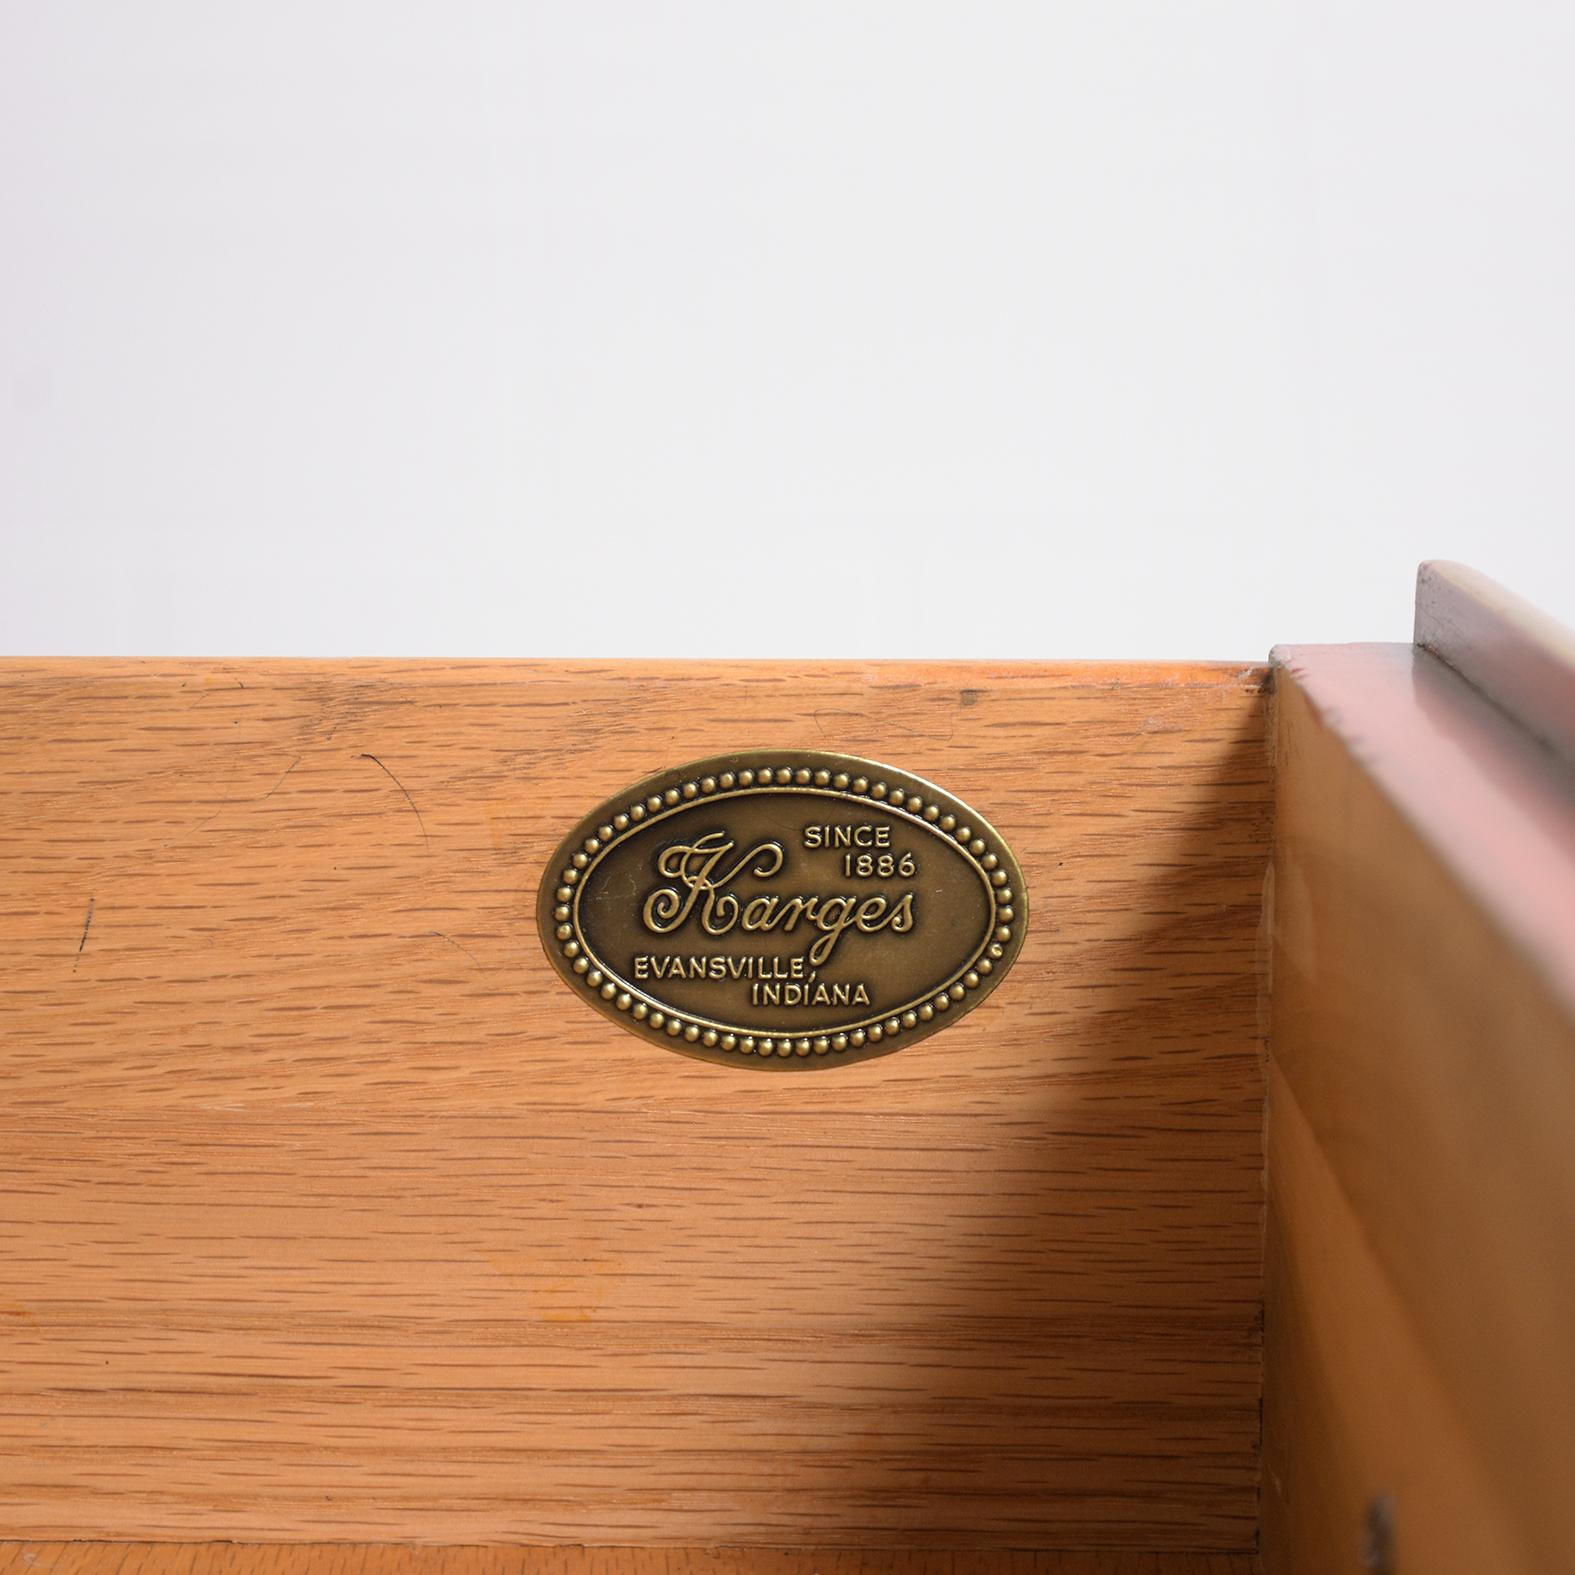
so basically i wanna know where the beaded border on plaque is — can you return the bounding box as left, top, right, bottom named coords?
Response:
left=544, top=755, right=1023, bottom=1063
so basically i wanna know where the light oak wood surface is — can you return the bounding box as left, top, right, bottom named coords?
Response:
left=0, top=660, right=1271, bottom=1549
left=0, top=1548, right=1261, bottom=1575
left=1264, top=643, right=1575, bottom=1575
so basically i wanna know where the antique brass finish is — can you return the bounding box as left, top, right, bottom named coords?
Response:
left=537, top=750, right=1027, bottom=1068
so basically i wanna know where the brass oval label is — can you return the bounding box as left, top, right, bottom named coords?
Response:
left=538, top=750, right=1026, bottom=1068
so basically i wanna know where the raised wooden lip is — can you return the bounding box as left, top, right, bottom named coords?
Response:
left=1415, top=560, right=1575, bottom=766
left=1269, top=564, right=1575, bottom=1021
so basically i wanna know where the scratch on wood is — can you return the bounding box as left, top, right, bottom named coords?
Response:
left=191, top=773, right=238, bottom=834
left=358, top=753, right=430, bottom=849
left=73, top=897, right=94, bottom=971
left=264, top=757, right=303, bottom=799
left=428, top=930, right=483, bottom=970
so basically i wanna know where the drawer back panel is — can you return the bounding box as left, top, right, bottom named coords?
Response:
left=0, top=660, right=1271, bottom=1548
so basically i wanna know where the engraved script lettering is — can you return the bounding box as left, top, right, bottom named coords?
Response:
left=641, top=833, right=786, bottom=934
left=640, top=830, right=915, bottom=966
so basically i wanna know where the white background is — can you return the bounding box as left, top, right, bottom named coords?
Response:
left=2, top=3, right=1571, bottom=659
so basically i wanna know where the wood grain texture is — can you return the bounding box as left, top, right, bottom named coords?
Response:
left=1415, top=558, right=1575, bottom=763
left=1265, top=646, right=1575, bottom=1575
left=0, top=1547, right=1261, bottom=1575
left=0, top=660, right=1271, bottom=1548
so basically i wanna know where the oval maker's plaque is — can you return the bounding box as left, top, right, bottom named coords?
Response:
left=538, top=750, right=1026, bottom=1068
